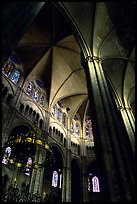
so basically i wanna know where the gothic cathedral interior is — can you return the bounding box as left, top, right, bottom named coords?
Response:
left=2, top=2, right=135, bottom=202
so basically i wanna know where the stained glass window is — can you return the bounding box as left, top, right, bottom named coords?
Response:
left=57, top=108, right=62, bottom=122
left=52, top=105, right=56, bottom=116
left=85, top=118, right=92, bottom=138
left=71, top=122, right=74, bottom=133
left=11, top=70, right=20, bottom=84
left=52, top=171, right=58, bottom=187
left=26, top=82, right=33, bottom=96
left=62, top=113, right=66, bottom=127
left=25, top=157, right=33, bottom=176
left=40, top=95, right=45, bottom=107
left=75, top=123, right=79, bottom=136
left=33, top=89, right=40, bottom=102
left=92, top=176, right=100, bottom=192
left=2, top=147, right=12, bottom=165
left=2, top=61, right=14, bottom=77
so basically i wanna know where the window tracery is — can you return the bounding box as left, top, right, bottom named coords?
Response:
left=51, top=101, right=67, bottom=128
left=71, top=114, right=81, bottom=137
left=25, top=80, right=47, bottom=108
left=85, top=117, right=93, bottom=139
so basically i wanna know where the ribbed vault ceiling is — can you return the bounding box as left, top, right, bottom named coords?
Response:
left=15, top=2, right=135, bottom=121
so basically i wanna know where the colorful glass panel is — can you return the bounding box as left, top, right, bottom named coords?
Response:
left=75, top=123, right=79, bottom=136
left=11, top=70, right=20, bottom=84
left=52, top=105, right=56, bottom=116
left=52, top=171, right=58, bottom=187
left=62, top=113, right=66, bottom=127
left=33, top=89, right=40, bottom=102
left=2, top=61, right=14, bottom=77
left=26, top=82, right=33, bottom=96
left=2, top=147, right=11, bottom=165
left=25, top=157, right=32, bottom=176
left=40, top=95, right=45, bottom=107
left=57, top=108, right=61, bottom=122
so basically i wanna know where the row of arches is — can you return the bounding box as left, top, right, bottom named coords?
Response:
left=19, top=103, right=44, bottom=129
left=2, top=84, right=14, bottom=105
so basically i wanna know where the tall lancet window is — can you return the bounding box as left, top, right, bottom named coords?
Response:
left=26, top=82, right=34, bottom=96
left=2, top=61, right=14, bottom=77
left=33, top=88, right=40, bottom=102
left=62, top=113, right=66, bottom=127
left=52, top=105, right=56, bottom=116
left=57, top=108, right=62, bottom=122
left=75, top=123, right=79, bottom=136
left=11, top=70, right=20, bottom=84
left=25, top=157, right=33, bottom=176
left=85, top=117, right=93, bottom=138
left=40, top=94, right=45, bottom=107
left=52, top=171, right=58, bottom=187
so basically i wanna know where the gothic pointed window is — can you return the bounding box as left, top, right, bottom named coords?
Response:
left=75, top=123, right=79, bottom=136
left=57, top=108, right=62, bottom=122
left=40, top=94, right=45, bottom=107
left=85, top=117, right=92, bottom=138
left=62, top=112, right=66, bottom=127
left=71, top=121, right=74, bottom=133
left=25, top=157, right=33, bottom=176
left=2, top=61, right=14, bottom=77
left=26, top=82, right=33, bottom=96
left=11, top=70, right=20, bottom=84
left=52, top=105, right=56, bottom=116
left=33, top=88, right=40, bottom=102
left=52, top=170, right=58, bottom=187
left=2, top=147, right=12, bottom=165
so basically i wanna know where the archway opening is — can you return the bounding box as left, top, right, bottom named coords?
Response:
left=42, top=145, right=63, bottom=202
left=71, top=158, right=81, bottom=202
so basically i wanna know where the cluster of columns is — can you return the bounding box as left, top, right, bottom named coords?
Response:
left=82, top=55, right=135, bottom=202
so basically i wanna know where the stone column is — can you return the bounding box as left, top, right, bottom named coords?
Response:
left=29, top=146, right=46, bottom=195
left=118, top=106, right=135, bottom=153
left=81, top=156, right=89, bottom=202
left=61, top=166, right=66, bottom=202
left=62, top=150, right=71, bottom=202
left=82, top=56, right=135, bottom=202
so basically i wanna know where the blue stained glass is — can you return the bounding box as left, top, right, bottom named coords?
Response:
left=52, top=171, right=58, bottom=187
left=11, top=70, right=20, bottom=84
left=33, top=89, right=40, bottom=102
left=57, top=108, right=61, bottom=122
